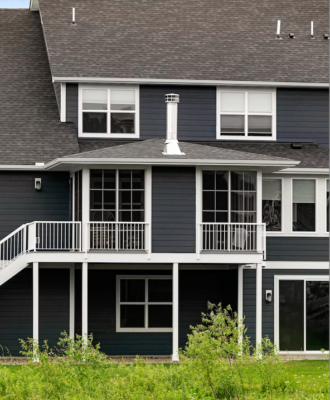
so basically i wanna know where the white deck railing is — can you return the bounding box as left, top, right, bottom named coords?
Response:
left=197, top=223, right=266, bottom=256
left=86, top=222, right=150, bottom=254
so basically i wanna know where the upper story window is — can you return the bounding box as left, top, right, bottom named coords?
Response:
left=217, top=88, right=276, bottom=140
left=79, top=86, right=139, bottom=138
left=262, top=179, right=282, bottom=231
left=292, top=179, right=316, bottom=232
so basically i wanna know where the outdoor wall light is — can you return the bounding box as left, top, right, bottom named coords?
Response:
left=35, top=178, right=42, bottom=191
left=266, top=290, right=272, bottom=303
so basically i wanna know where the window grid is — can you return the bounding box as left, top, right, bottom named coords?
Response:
left=117, top=276, right=173, bottom=332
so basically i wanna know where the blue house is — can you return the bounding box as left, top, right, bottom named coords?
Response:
left=0, top=0, right=328, bottom=360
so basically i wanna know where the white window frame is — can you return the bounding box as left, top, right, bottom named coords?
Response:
left=262, top=178, right=283, bottom=233
left=274, top=275, right=329, bottom=354
left=291, top=178, right=318, bottom=235
left=216, top=87, right=276, bottom=141
left=116, top=275, right=173, bottom=333
left=78, top=85, right=140, bottom=138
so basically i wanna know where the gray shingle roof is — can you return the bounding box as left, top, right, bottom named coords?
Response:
left=39, top=0, right=329, bottom=83
left=0, top=10, right=79, bottom=165
left=62, top=139, right=298, bottom=167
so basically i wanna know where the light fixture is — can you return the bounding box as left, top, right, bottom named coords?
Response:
left=266, top=290, right=272, bottom=303
left=35, top=178, right=42, bottom=191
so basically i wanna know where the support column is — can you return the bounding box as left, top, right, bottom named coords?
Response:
left=256, top=263, right=262, bottom=347
left=82, top=262, right=88, bottom=342
left=82, top=168, right=90, bottom=256
left=69, top=265, right=75, bottom=339
left=33, top=262, right=39, bottom=360
left=172, top=262, right=179, bottom=362
left=237, top=265, right=243, bottom=322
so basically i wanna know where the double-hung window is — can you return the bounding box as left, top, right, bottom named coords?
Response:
left=262, top=179, right=282, bottom=231
left=116, top=276, right=173, bottom=332
left=79, top=86, right=139, bottom=138
left=217, top=88, right=276, bottom=140
left=292, top=179, right=316, bottom=232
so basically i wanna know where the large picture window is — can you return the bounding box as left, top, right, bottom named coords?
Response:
left=276, top=277, right=329, bottom=352
left=217, top=89, right=276, bottom=140
left=292, top=179, right=316, bottom=232
left=79, top=86, right=139, bottom=138
left=262, top=179, right=282, bottom=231
left=116, top=276, right=172, bottom=332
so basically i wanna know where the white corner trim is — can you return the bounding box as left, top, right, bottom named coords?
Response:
left=60, top=83, right=67, bottom=122
left=264, top=262, right=329, bottom=269
left=52, top=77, right=329, bottom=89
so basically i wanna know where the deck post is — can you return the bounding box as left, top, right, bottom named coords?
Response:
left=82, top=262, right=88, bottom=344
left=256, top=263, right=262, bottom=347
left=33, top=262, right=39, bottom=361
left=172, top=262, right=179, bottom=362
left=69, top=265, right=75, bottom=339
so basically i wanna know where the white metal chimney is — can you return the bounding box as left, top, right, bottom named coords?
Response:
left=163, top=94, right=185, bottom=155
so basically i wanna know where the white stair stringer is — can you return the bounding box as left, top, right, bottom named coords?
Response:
left=0, top=254, right=29, bottom=287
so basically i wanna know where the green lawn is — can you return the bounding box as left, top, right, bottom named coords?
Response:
left=0, top=360, right=328, bottom=399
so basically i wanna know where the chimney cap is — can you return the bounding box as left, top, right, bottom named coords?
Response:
left=165, top=93, right=180, bottom=103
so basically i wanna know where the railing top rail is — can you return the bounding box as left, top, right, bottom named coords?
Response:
left=34, top=221, right=81, bottom=224
left=0, top=224, right=27, bottom=245
left=87, top=221, right=149, bottom=225
left=200, top=222, right=266, bottom=226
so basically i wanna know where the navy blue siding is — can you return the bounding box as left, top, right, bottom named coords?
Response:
left=140, top=85, right=216, bottom=140
left=277, top=89, right=329, bottom=146
left=243, top=269, right=256, bottom=347
left=0, top=172, right=71, bottom=240
left=66, top=83, right=78, bottom=132
left=266, top=237, right=329, bottom=261
left=152, top=167, right=196, bottom=253
left=262, top=269, right=329, bottom=343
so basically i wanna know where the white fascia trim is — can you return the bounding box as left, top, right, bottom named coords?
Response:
left=275, top=168, right=329, bottom=175
left=264, top=262, right=329, bottom=269
left=60, top=83, right=67, bottom=122
left=0, top=165, right=46, bottom=171
left=45, top=158, right=299, bottom=169
left=52, top=77, right=329, bottom=88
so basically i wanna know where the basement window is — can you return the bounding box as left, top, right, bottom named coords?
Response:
left=217, top=88, right=276, bottom=140
left=79, top=86, right=139, bottom=138
left=116, top=276, right=173, bottom=332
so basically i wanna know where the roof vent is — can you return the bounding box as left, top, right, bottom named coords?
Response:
left=72, top=7, right=76, bottom=25
left=288, top=32, right=295, bottom=39
left=291, top=143, right=302, bottom=149
left=323, top=33, right=329, bottom=40
left=163, top=94, right=185, bottom=156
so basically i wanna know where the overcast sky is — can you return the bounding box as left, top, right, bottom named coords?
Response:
left=0, top=0, right=29, bottom=8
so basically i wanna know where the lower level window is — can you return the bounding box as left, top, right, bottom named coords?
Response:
left=116, top=276, right=173, bottom=332
left=277, top=277, right=329, bottom=351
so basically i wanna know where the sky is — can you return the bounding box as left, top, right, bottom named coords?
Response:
left=0, top=0, right=29, bottom=8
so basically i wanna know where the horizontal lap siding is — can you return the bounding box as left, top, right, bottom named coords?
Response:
left=140, top=85, right=216, bottom=140
left=262, top=269, right=329, bottom=343
left=266, top=237, right=329, bottom=261
left=66, top=83, right=78, bottom=132
left=0, top=269, right=32, bottom=356
left=152, top=167, right=196, bottom=253
left=243, top=269, right=256, bottom=347
left=0, top=172, right=70, bottom=240
left=277, top=89, right=329, bottom=146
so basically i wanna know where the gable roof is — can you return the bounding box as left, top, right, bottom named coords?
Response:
left=0, top=10, right=79, bottom=166
left=38, top=0, right=329, bottom=84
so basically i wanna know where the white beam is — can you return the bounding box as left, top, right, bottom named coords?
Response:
left=69, top=265, right=75, bottom=339
left=33, top=262, right=39, bottom=360
left=60, top=83, right=67, bottom=122
left=256, top=263, right=262, bottom=347
left=237, top=265, right=243, bottom=321
left=172, top=263, right=179, bottom=362
left=82, top=262, right=88, bottom=341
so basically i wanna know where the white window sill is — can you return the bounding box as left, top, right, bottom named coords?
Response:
left=217, top=135, right=276, bottom=141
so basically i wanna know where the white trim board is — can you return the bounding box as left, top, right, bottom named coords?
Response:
left=52, top=77, right=329, bottom=88
left=263, top=262, right=329, bottom=269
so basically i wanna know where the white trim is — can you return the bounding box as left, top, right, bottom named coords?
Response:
left=217, top=87, right=277, bottom=141
left=275, top=168, right=329, bottom=175
left=78, top=85, right=140, bottom=139
left=116, top=275, right=173, bottom=333
left=172, top=263, right=179, bottom=361
left=145, top=166, right=152, bottom=258
left=60, top=83, right=67, bottom=122
left=33, top=262, right=39, bottom=344
left=256, top=263, right=262, bottom=346
left=195, top=167, right=202, bottom=258
left=237, top=265, right=243, bottom=321
left=264, top=262, right=329, bottom=269
left=53, top=77, right=329, bottom=88
left=69, top=265, right=75, bottom=339
left=82, top=262, right=88, bottom=339
left=274, top=275, right=329, bottom=353
left=82, top=169, right=90, bottom=254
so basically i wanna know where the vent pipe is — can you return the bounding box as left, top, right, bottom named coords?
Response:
left=163, top=94, right=185, bottom=155
left=72, top=7, right=76, bottom=25
left=311, top=21, right=314, bottom=38
left=276, top=20, right=281, bottom=38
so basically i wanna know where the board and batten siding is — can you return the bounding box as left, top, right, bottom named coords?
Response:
left=277, top=89, right=329, bottom=147
left=266, top=237, right=329, bottom=261
left=152, top=167, right=196, bottom=253
left=0, top=172, right=71, bottom=240
left=262, top=269, right=329, bottom=343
